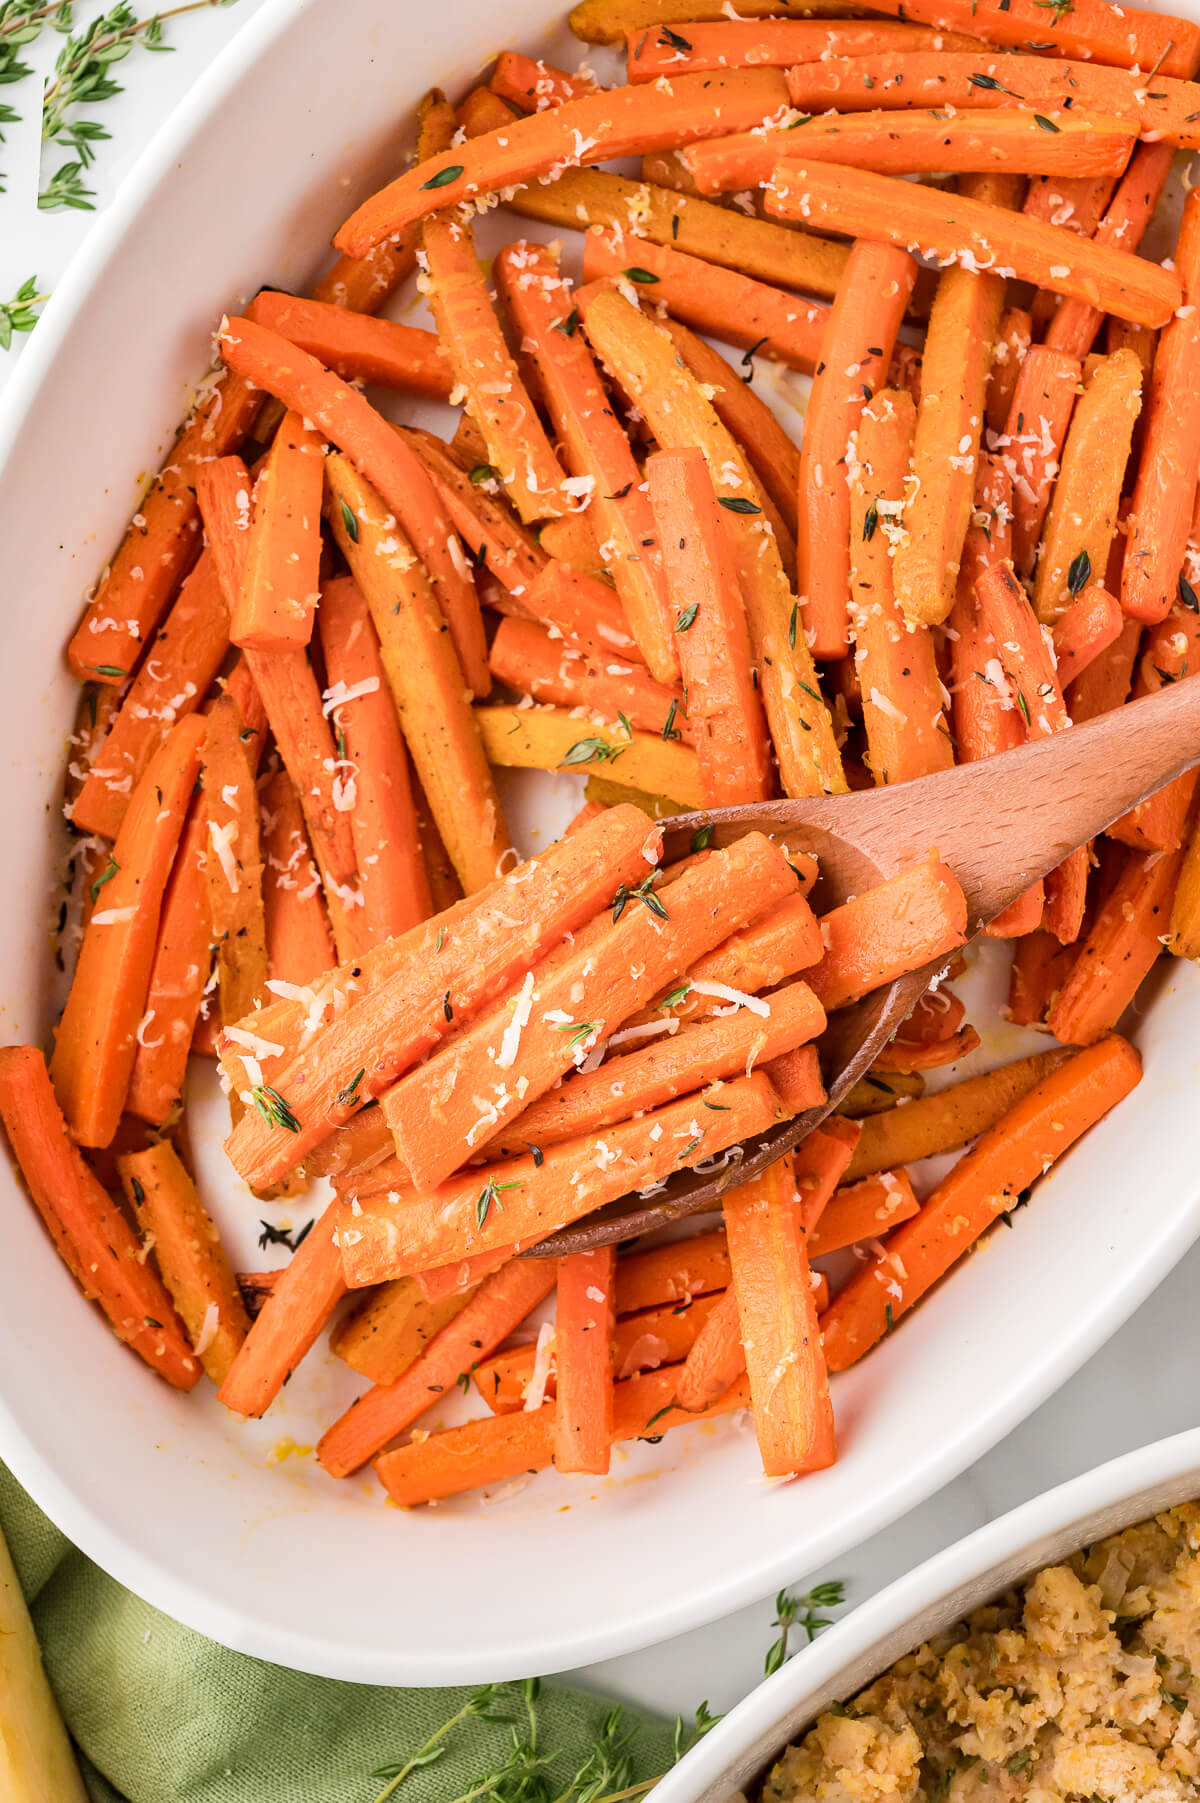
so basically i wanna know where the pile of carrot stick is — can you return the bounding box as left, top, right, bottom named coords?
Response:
left=14, top=0, right=1200, bottom=1504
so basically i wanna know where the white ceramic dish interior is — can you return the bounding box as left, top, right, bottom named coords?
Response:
left=654, top=1425, right=1200, bottom=1803
left=2, top=0, right=1200, bottom=1686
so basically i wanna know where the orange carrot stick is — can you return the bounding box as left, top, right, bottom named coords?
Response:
left=490, top=49, right=598, bottom=109
left=317, top=1256, right=559, bottom=1477
left=331, top=1274, right=478, bottom=1387
left=231, top=411, right=326, bottom=652
left=762, top=1044, right=827, bottom=1116
left=613, top=1229, right=732, bottom=1315
left=339, top=1074, right=785, bottom=1285
left=723, top=1154, right=834, bottom=1474
left=224, top=806, right=664, bottom=1188
left=871, top=1025, right=981, bottom=1072
left=1052, top=584, right=1123, bottom=688
left=261, top=768, right=336, bottom=988
left=1008, top=926, right=1074, bottom=1026
left=554, top=1247, right=617, bottom=1475
left=1069, top=617, right=1142, bottom=722
left=646, top=447, right=772, bottom=804
left=850, top=388, right=954, bottom=784
left=675, top=1285, right=743, bottom=1413
left=318, top=576, right=432, bottom=944
left=582, top=228, right=828, bottom=374
left=194, top=452, right=253, bottom=607
left=201, top=692, right=268, bottom=1030
left=51, top=715, right=207, bottom=1147
left=0, top=1046, right=200, bottom=1389
left=821, top=1034, right=1143, bottom=1371
left=1024, top=172, right=1119, bottom=334
left=489, top=615, right=687, bottom=743
left=245, top=291, right=451, bottom=400
left=768, top=160, right=1181, bottom=331
left=71, top=553, right=229, bottom=840
left=494, top=240, right=678, bottom=680
left=1044, top=144, right=1176, bottom=360
left=1108, top=603, right=1200, bottom=851
left=799, top=244, right=917, bottom=660
left=631, top=889, right=824, bottom=1030
left=631, top=18, right=982, bottom=83
left=792, top=1117, right=863, bottom=1226
left=1002, top=346, right=1081, bottom=580
left=806, top=1170, right=920, bottom=1256
left=124, top=796, right=212, bottom=1126
left=216, top=1200, right=344, bottom=1417
left=985, top=306, right=1031, bottom=437
left=334, top=71, right=791, bottom=254
left=806, top=854, right=969, bottom=1012
left=384, top=833, right=798, bottom=1191
left=1047, top=851, right=1181, bottom=1046
left=457, top=82, right=521, bottom=138
left=310, top=230, right=421, bottom=313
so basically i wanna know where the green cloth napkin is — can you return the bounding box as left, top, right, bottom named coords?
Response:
left=0, top=1460, right=675, bottom=1803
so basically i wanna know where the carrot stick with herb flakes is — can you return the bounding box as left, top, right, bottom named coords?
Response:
left=245, top=291, right=452, bottom=401
left=125, top=798, right=212, bottom=1125
left=767, top=162, right=1181, bottom=333
left=646, top=447, right=772, bottom=806
left=0, top=1047, right=200, bottom=1388
left=493, top=241, right=678, bottom=681
left=630, top=19, right=983, bottom=83
left=224, top=806, right=663, bottom=1188
left=799, top=244, right=917, bottom=661
left=850, top=388, right=954, bottom=785
left=580, top=285, right=845, bottom=798
left=821, top=1034, right=1143, bottom=1371
left=231, top=411, right=325, bottom=652
left=261, top=768, right=336, bottom=988
left=339, top=1074, right=784, bottom=1286
left=806, top=1171, right=920, bottom=1257
left=334, top=70, right=791, bottom=254
left=201, top=693, right=268, bottom=1030
left=555, top=1247, right=617, bottom=1475
left=986, top=307, right=1031, bottom=437
left=51, top=715, right=207, bottom=1147
left=1003, top=346, right=1081, bottom=581
left=1052, top=584, right=1124, bottom=689
left=573, top=0, right=861, bottom=39
left=382, top=831, right=798, bottom=1191
left=1044, top=144, right=1176, bottom=361
left=489, top=615, right=687, bottom=744
left=490, top=49, right=597, bottom=109
left=806, top=853, right=968, bottom=1013
left=331, top=1274, right=477, bottom=1387
left=326, top=454, right=512, bottom=896
left=476, top=702, right=703, bottom=808
left=318, top=576, right=432, bottom=944
left=1046, top=849, right=1181, bottom=1046
left=317, top=1256, right=559, bottom=1477
left=117, top=1139, right=249, bottom=1387
left=217, top=1200, right=344, bottom=1417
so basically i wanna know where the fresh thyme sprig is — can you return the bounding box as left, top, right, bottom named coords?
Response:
left=764, top=1580, right=847, bottom=1676
left=1, top=0, right=73, bottom=192
left=1, top=274, right=47, bottom=345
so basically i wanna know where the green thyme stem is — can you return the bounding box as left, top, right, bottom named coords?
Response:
left=0, top=275, right=47, bottom=351
left=370, top=1698, right=481, bottom=1803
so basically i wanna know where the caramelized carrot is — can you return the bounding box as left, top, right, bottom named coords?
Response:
left=1003, top=346, right=1081, bottom=581
left=490, top=49, right=597, bottom=109
left=986, top=307, right=1031, bottom=437
left=1045, top=144, right=1176, bottom=360
left=217, top=1200, right=344, bottom=1417
left=555, top=1247, right=617, bottom=1475
left=231, top=411, right=326, bottom=651
left=260, top=768, right=336, bottom=988
left=762, top=1043, right=827, bottom=1115
left=806, top=854, right=969, bottom=1012
left=125, top=795, right=212, bottom=1126
left=1048, top=851, right=1181, bottom=1045
left=245, top=291, right=451, bottom=400
left=331, top=1274, right=477, bottom=1387
left=489, top=615, right=686, bottom=743
left=675, top=1286, right=743, bottom=1413
left=1108, top=603, right=1200, bottom=851
left=806, top=1171, right=920, bottom=1257
left=201, top=693, right=268, bottom=1029
left=1052, top=584, right=1123, bottom=689
left=628, top=18, right=982, bottom=83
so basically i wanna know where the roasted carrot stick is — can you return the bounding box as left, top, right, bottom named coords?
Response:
left=1052, top=584, right=1124, bottom=689
left=613, top=1228, right=732, bottom=1314
left=117, top=1139, right=249, bottom=1387
left=821, top=1035, right=1143, bottom=1371
left=339, top=1074, right=784, bottom=1285
left=71, top=553, right=229, bottom=840
left=1069, top=617, right=1142, bottom=723
left=493, top=241, right=677, bottom=680
left=231, top=411, right=325, bottom=651
left=1048, top=847, right=1184, bottom=1044
left=634, top=891, right=824, bottom=1032
left=1003, top=346, right=1081, bottom=580
left=1168, top=766, right=1200, bottom=957
left=631, top=18, right=982, bottom=85
left=850, top=388, right=954, bottom=784
left=201, top=693, right=268, bottom=1030
left=458, top=81, right=521, bottom=137
left=554, top=1247, right=617, bottom=1475
left=124, top=796, right=212, bottom=1126
left=331, top=1274, right=477, bottom=1387
left=476, top=702, right=702, bottom=808
left=317, top=1256, right=559, bottom=1477
left=675, top=1285, right=743, bottom=1413
left=311, top=228, right=421, bottom=313
left=572, top=0, right=861, bottom=39
left=326, top=455, right=511, bottom=896
left=216, top=318, right=486, bottom=689
left=580, top=286, right=845, bottom=798
left=383, top=832, right=798, bottom=1191
left=1044, top=144, right=1176, bottom=360
left=216, top=1200, right=344, bottom=1417
left=0, top=1047, right=199, bottom=1387
left=806, top=854, right=968, bottom=1012
left=806, top=1170, right=920, bottom=1257
left=245, top=291, right=451, bottom=400
left=51, top=715, right=207, bottom=1147
left=1109, top=602, right=1200, bottom=851
left=374, top=1361, right=751, bottom=1506
left=260, top=768, right=336, bottom=989
left=318, top=576, right=431, bottom=944
left=582, top=228, right=828, bottom=374
left=333, top=71, right=791, bottom=254
left=787, top=1117, right=863, bottom=1229
left=1007, top=926, right=1073, bottom=1026
left=646, top=448, right=772, bottom=805
left=489, top=615, right=686, bottom=744
left=762, top=1043, right=827, bottom=1116
left=767, top=161, right=1181, bottom=331
left=224, top=806, right=662, bottom=1187
left=1033, top=349, right=1143, bottom=623
left=799, top=244, right=917, bottom=660
left=985, top=306, right=1031, bottom=437
left=194, top=451, right=253, bottom=603
left=1121, top=191, right=1200, bottom=625
left=490, top=49, right=597, bottom=109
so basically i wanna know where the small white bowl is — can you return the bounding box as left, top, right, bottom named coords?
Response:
left=1, top=0, right=1199, bottom=1684
left=655, top=1426, right=1200, bottom=1803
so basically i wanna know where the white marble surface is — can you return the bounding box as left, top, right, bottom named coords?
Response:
left=2, top=0, right=1198, bottom=1726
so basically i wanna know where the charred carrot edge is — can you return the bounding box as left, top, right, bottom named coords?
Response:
left=579, top=285, right=845, bottom=798
left=1048, top=850, right=1181, bottom=1045
left=117, top=1140, right=249, bottom=1387
left=318, top=1257, right=559, bottom=1477
left=71, top=552, right=229, bottom=840
left=333, top=70, right=792, bottom=254
left=230, top=411, right=326, bottom=652
left=821, top=1035, right=1144, bottom=1371
left=51, top=715, right=207, bottom=1147
left=260, top=768, right=337, bottom=989
left=985, top=306, right=1031, bottom=437
left=494, top=241, right=678, bottom=681
left=841, top=1070, right=926, bottom=1116
left=245, top=291, right=451, bottom=401
left=201, top=692, right=268, bottom=1029
left=807, top=853, right=968, bottom=1013
left=318, top=575, right=432, bottom=944
left=490, top=48, right=597, bottom=109
left=1044, top=144, right=1176, bottom=360
left=1122, top=190, right=1200, bottom=624
left=768, top=160, right=1182, bottom=332
left=1004, top=346, right=1081, bottom=580
left=582, top=227, right=828, bottom=374
left=647, top=447, right=772, bottom=805
left=0, top=1047, right=200, bottom=1388
left=476, top=702, right=703, bottom=807
left=331, top=1274, right=478, bottom=1387
left=850, top=388, right=954, bottom=784
left=338, top=1074, right=785, bottom=1285
left=489, top=615, right=687, bottom=744
left=223, top=805, right=662, bottom=1188
left=1034, top=350, right=1143, bottom=625
left=383, top=833, right=798, bottom=1191
left=1052, top=584, right=1123, bottom=689
left=554, top=1247, right=617, bottom=1475
left=326, top=454, right=512, bottom=896
left=373, top=1361, right=751, bottom=1506
left=675, top=1285, right=743, bottom=1413
left=630, top=18, right=984, bottom=83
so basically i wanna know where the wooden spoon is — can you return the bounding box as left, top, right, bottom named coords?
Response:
left=538, top=676, right=1200, bottom=1256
